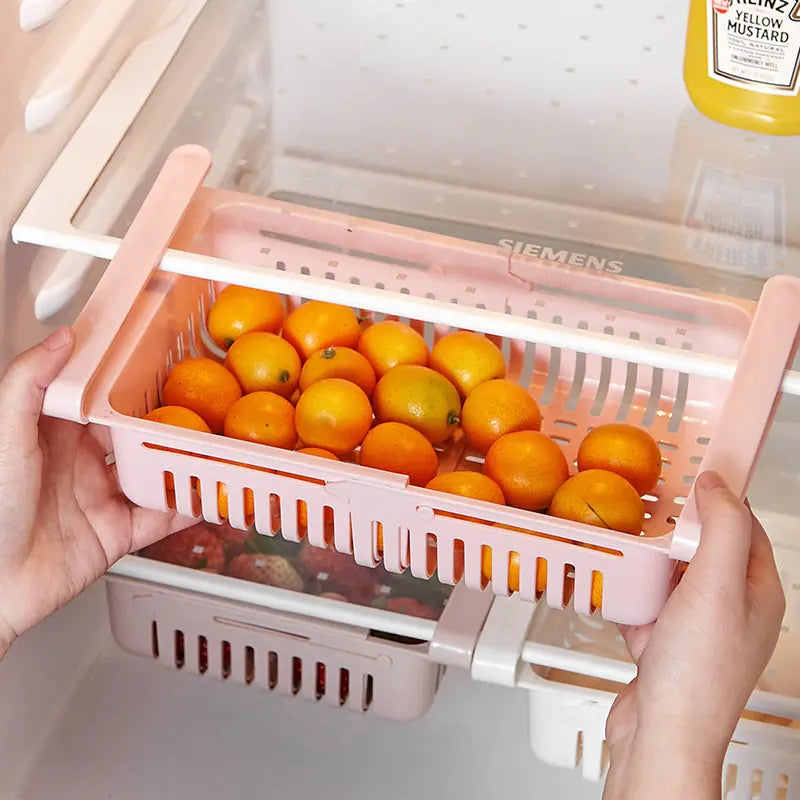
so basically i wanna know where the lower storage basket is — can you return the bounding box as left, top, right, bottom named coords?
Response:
left=106, top=574, right=444, bottom=722
left=524, top=669, right=800, bottom=798
left=518, top=526, right=800, bottom=800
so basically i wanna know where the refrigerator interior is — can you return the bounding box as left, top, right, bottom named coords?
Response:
left=3, top=1, right=800, bottom=798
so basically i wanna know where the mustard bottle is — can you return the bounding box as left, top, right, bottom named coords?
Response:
left=684, top=0, right=800, bottom=135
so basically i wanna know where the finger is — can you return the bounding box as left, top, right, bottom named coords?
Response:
left=0, top=328, right=74, bottom=459
left=747, top=515, right=786, bottom=615
left=128, top=507, right=197, bottom=553
left=689, top=471, right=753, bottom=589
left=619, top=623, right=654, bottom=665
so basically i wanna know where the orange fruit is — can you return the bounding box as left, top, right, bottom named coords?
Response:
left=360, top=422, right=439, bottom=487
left=145, top=407, right=211, bottom=499
left=294, top=378, right=373, bottom=454
left=461, top=379, right=542, bottom=454
left=357, top=320, right=429, bottom=377
left=430, top=330, right=506, bottom=397
left=484, top=430, right=569, bottom=510
left=299, top=347, right=376, bottom=397
left=549, top=469, right=644, bottom=535
left=373, top=365, right=461, bottom=444
left=591, top=573, right=603, bottom=610
left=577, top=423, right=662, bottom=496
left=144, top=405, right=211, bottom=433
left=162, top=357, right=242, bottom=434
left=295, top=448, right=340, bottom=530
left=426, top=471, right=505, bottom=505
left=207, top=285, right=285, bottom=350
left=480, top=525, right=604, bottom=609
left=283, top=301, right=361, bottom=360
left=225, top=331, right=301, bottom=397
left=480, top=529, right=548, bottom=594
left=216, top=484, right=255, bottom=522
left=223, top=391, right=297, bottom=449
left=297, top=446, right=340, bottom=461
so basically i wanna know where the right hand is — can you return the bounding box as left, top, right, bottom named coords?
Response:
left=603, top=471, right=786, bottom=800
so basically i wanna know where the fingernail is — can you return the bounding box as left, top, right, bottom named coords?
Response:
left=43, top=327, right=72, bottom=352
left=695, top=470, right=727, bottom=497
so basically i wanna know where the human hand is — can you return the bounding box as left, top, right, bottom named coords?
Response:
left=0, top=328, right=191, bottom=659
left=603, top=471, right=786, bottom=800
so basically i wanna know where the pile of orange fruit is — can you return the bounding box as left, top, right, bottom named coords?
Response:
left=145, top=285, right=664, bottom=609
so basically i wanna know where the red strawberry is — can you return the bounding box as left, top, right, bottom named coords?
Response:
left=225, top=554, right=304, bottom=591
left=298, top=543, right=379, bottom=604
left=385, top=597, right=440, bottom=620
left=215, top=525, right=249, bottom=560
left=319, top=592, right=349, bottom=603
left=141, top=526, right=225, bottom=572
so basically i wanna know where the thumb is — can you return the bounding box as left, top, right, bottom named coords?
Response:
left=0, top=327, right=74, bottom=457
left=688, top=470, right=753, bottom=590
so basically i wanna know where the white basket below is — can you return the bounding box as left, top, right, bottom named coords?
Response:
left=106, top=575, right=443, bottom=722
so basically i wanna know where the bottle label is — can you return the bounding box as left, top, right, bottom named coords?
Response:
left=708, top=0, right=800, bottom=95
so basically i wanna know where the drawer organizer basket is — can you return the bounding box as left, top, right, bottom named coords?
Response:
left=42, top=145, right=800, bottom=626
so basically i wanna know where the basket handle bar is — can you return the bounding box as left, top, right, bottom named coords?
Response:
left=670, top=274, right=800, bottom=561
left=43, top=145, right=211, bottom=423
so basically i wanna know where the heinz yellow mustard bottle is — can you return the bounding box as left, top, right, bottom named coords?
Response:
left=685, top=0, right=800, bottom=135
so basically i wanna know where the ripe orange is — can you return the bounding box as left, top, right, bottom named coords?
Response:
left=430, top=331, right=506, bottom=398
left=207, top=285, right=285, bottom=350
left=299, top=347, right=376, bottom=397
left=357, top=320, right=429, bottom=377
left=294, top=378, right=373, bottom=454
left=484, top=431, right=569, bottom=511
left=426, top=471, right=505, bottom=505
left=591, top=572, right=603, bottom=610
left=461, top=379, right=542, bottom=454
left=283, top=301, right=361, bottom=360
left=162, top=357, right=242, bottom=434
left=360, top=422, right=439, bottom=487
left=297, top=446, right=340, bottom=461
left=216, top=484, right=255, bottom=523
left=145, top=406, right=211, bottom=499
left=480, top=527, right=548, bottom=594
left=373, top=365, right=461, bottom=444
left=296, top=447, right=340, bottom=530
left=223, top=391, right=297, bottom=449
left=144, top=405, right=211, bottom=434
left=577, top=423, right=662, bottom=496
left=549, top=469, right=644, bottom=535
left=225, top=331, right=301, bottom=397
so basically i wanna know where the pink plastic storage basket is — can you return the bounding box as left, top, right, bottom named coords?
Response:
left=44, top=145, right=800, bottom=626
left=106, top=575, right=442, bottom=721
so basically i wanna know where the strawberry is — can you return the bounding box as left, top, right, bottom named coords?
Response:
left=298, top=543, right=379, bottom=604
left=140, top=526, right=225, bottom=572
left=319, top=592, right=349, bottom=603
left=385, top=597, right=440, bottom=620
left=215, top=525, right=249, bottom=560
left=225, top=554, right=305, bottom=591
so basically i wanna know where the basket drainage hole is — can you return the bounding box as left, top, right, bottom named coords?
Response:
left=268, top=651, right=278, bottom=690
left=316, top=663, right=326, bottom=700
left=245, top=646, right=255, bottom=685
left=363, top=674, right=374, bottom=712
left=174, top=630, right=185, bottom=669
left=292, top=657, right=302, bottom=695
left=151, top=621, right=159, bottom=659
left=339, top=668, right=351, bottom=706
left=221, top=641, right=231, bottom=679
left=198, top=636, right=208, bottom=674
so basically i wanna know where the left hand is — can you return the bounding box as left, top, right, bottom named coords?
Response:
left=0, top=328, right=191, bottom=658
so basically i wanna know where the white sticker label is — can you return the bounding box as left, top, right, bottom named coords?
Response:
left=708, top=0, right=800, bottom=95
